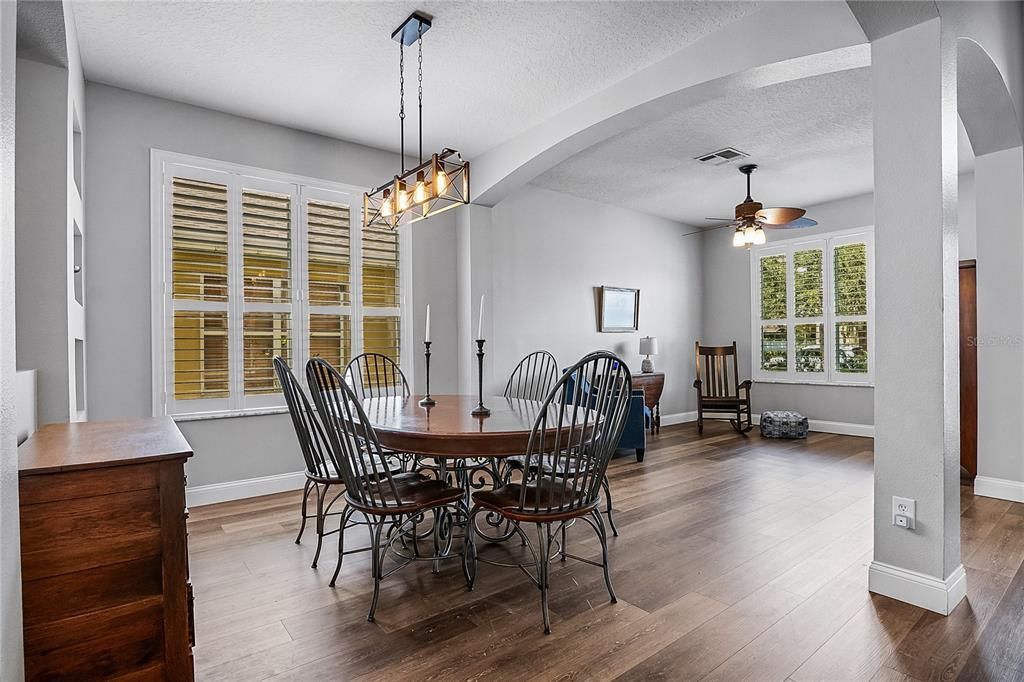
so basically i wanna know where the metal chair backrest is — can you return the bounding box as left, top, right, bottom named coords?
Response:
left=344, top=353, right=410, bottom=400
left=504, top=350, right=559, bottom=402
left=273, top=356, right=341, bottom=480
left=306, top=358, right=404, bottom=509
left=695, top=341, right=741, bottom=399
left=519, top=351, right=632, bottom=515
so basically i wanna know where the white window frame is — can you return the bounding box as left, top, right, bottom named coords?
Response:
left=750, top=227, right=874, bottom=386
left=150, top=150, right=412, bottom=419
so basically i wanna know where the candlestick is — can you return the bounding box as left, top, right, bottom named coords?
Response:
left=477, top=295, right=485, bottom=340
left=471, top=339, right=490, bottom=416
left=425, top=304, right=431, bottom=343
left=419, top=341, right=436, bottom=407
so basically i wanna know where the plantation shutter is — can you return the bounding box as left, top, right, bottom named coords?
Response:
left=832, top=237, right=871, bottom=377
left=241, top=187, right=293, bottom=397
left=170, top=174, right=231, bottom=408
left=362, top=221, right=401, bottom=364
left=305, top=191, right=354, bottom=370
left=758, top=253, right=788, bottom=373
left=793, top=245, right=825, bottom=375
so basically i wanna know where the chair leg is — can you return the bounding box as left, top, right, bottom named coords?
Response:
left=296, top=478, right=313, bottom=544
left=463, top=506, right=480, bottom=590
left=560, top=522, right=567, bottom=562
left=591, top=508, right=617, bottom=604
left=602, top=477, right=619, bottom=537
left=431, top=507, right=442, bottom=575
left=697, top=409, right=704, bottom=435
left=329, top=505, right=356, bottom=588
left=311, top=483, right=327, bottom=568
left=367, top=518, right=387, bottom=623
left=535, top=523, right=552, bottom=635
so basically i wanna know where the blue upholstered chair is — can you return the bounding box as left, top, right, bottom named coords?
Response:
left=563, top=368, right=647, bottom=463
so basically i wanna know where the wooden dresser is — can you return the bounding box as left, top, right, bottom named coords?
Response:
left=19, top=417, right=195, bottom=681
left=632, top=372, right=665, bottom=434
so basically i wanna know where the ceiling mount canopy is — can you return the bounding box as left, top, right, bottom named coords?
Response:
left=364, top=11, right=470, bottom=230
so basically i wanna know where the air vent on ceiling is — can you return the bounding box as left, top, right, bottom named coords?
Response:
left=694, top=147, right=749, bottom=166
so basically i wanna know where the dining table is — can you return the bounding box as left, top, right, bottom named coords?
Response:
left=362, top=393, right=554, bottom=555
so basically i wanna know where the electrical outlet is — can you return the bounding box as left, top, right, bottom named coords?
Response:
left=892, top=496, right=916, bottom=530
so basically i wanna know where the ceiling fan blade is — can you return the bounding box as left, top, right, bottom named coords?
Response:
left=704, top=217, right=735, bottom=222
left=766, top=217, right=818, bottom=230
left=755, top=207, right=806, bottom=225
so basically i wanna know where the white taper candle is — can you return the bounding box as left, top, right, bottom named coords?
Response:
left=425, top=304, right=431, bottom=343
left=477, top=295, right=485, bottom=340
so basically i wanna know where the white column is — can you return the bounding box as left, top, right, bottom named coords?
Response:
left=0, top=0, right=25, bottom=677
left=869, top=18, right=965, bottom=614
left=974, top=145, right=1024, bottom=499
left=455, top=204, right=494, bottom=395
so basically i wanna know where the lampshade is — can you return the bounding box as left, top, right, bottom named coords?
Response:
left=639, top=336, right=659, bottom=356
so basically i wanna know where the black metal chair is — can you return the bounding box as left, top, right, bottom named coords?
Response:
left=274, top=356, right=349, bottom=569
left=307, top=358, right=466, bottom=622
left=504, top=350, right=559, bottom=401
left=275, top=356, right=404, bottom=572
left=344, top=352, right=410, bottom=400
left=464, top=351, right=632, bottom=634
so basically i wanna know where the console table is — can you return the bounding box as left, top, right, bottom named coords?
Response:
left=19, top=417, right=195, bottom=680
left=632, top=372, right=665, bottom=434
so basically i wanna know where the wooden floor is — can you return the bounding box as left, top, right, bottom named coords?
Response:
left=187, top=423, right=1024, bottom=681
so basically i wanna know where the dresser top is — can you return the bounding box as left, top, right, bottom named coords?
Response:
left=19, top=417, right=193, bottom=476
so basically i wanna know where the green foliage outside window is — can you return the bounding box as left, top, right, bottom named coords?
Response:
left=834, top=243, right=868, bottom=315
left=760, top=255, right=787, bottom=320
left=794, top=249, right=823, bottom=318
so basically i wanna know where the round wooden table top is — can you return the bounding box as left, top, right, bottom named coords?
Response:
left=363, top=394, right=549, bottom=458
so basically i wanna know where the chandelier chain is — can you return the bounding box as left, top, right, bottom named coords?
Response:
left=418, top=27, right=424, bottom=164
left=399, top=42, right=405, bottom=172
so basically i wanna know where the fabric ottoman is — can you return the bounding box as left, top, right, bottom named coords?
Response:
left=760, top=410, right=808, bottom=439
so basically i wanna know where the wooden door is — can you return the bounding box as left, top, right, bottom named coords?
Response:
left=960, top=260, right=978, bottom=478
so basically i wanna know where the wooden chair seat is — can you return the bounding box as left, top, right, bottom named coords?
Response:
left=349, top=473, right=463, bottom=516
left=472, top=477, right=596, bottom=522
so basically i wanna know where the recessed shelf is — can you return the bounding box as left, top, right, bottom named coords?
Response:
left=73, top=221, right=83, bottom=305
left=72, top=107, right=83, bottom=199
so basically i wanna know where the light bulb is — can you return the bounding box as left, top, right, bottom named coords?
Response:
left=380, top=189, right=393, bottom=217
left=435, top=168, right=449, bottom=195
left=732, top=228, right=745, bottom=247
left=753, top=226, right=767, bottom=245
left=413, top=172, right=429, bottom=204
left=743, top=224, right=755, bottom=240
left=397, top=182, right=410, bottom=211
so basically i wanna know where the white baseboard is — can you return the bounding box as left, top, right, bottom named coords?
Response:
left=868, top=561, right=967, bottom=615
left=974, top=476, right=1024, bottom=503
left=186, top=470, right=306, bottom=508
left=660, top=411, right=697, bottom=426
left=751, top=413, right=874, bottom=438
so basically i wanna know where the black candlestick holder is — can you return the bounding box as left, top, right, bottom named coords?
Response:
left=471, top=339, right=491, bottom=416
left=419, top=341, right=436, bottom=407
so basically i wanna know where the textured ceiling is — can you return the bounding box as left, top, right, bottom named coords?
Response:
left=533, top=67, right=976, bottom=226
left=69, top=1, right=758, bottom=157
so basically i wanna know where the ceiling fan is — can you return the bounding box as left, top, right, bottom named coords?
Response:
left=707, top=164, right=818, bottom=248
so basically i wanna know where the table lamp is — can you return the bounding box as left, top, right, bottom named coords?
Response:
left=639, top=336, right=658, bottom=373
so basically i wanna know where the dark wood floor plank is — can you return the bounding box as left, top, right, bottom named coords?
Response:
left=185, top=423, right=1024, bottom=681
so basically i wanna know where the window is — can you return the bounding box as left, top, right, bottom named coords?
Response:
left=750, top=230, right=873, bottom=385
left=152, top=152, right=407, bottom=418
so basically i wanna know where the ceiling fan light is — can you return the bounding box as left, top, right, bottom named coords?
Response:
left=753, top=226, right=767, bottom=245
left=732, top=228, right=746, bottom=248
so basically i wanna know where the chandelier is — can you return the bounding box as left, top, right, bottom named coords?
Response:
left=363, top=12, right=470, bottom=229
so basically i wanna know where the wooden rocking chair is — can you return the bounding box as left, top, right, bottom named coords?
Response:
left=693, top=342, right=753, bottom=434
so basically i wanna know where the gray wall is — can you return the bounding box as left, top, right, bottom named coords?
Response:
left=488, top=185, right=702, bottom=417
left=14, top=58, right=69, bottom=424
left=84, top=82, right=459, bottom=487
left=0, top=1, right=24, bottom=676
left=699, top=176, right=978, bottom=427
